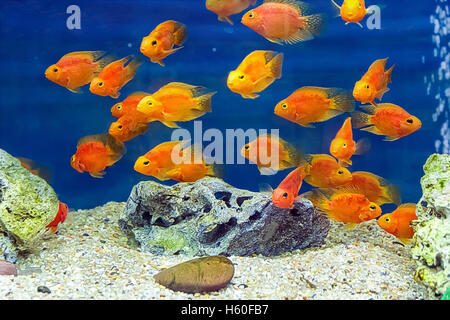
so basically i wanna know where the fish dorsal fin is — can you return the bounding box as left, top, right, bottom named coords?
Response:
left=369, top=58, right=389, bottom=71
left=62, top=51, right=106, bottom=61
left=77, top=134, right=126, bottom=157
left=128, top=91, right=151, bottom=97
left=398, top=203, right=417, bottom=209
left=259, top=183, right=274, bottom=195
left=162, top=82, right=209, bottom=98
left=324, top=185, right=366, bottom=197
left=359, top=104, right=378, bottom=115
left=264, top=0, right=310, bottom=15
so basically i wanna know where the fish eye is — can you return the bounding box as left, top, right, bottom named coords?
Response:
left=71, top=156, right=76, bottom=162
left=343, top=143, right=347, bottom=148
left=238, top=75, right=245, bottom=80
left=118, top=125, right=123, bottom=130
left=143, top=160, right=150, bottom=166
left=244, top=145, right=250, bottom=150
left=370, top=205, right=376, bottom=210
left=116, top=104, right=122, bottom=110
left=147, top=101, right=153, bottom=106
left=53, top=68, right=59, bottom=73
left=385, top=217, right=390, bottom=222
left=365, top=84, right=370, bottom=89
left=151, top=40, right=157, bottom=46
left=248, top=12, right=254, bottom=18
left=282, top=192, right=288, bottom=199
left=406, top=118, right=413, bottom=124
left=98, top=82, right=104, bottom=87
left=337, top=169, right=344, bottom=175
left=281, top=103, right=288, bottom=109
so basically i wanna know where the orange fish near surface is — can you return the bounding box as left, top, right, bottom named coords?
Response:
left=303, top=154, right=352, bottom=188
left=140, top=20, right=187, bottom=66
left=45, top=51, right=112, bottom=93
left=261, top=164, right=310, bottom=209
left=137, top=82, right=215, bottom=128
left=241, top=0, right=325, bottom=45
left=346, top=171, right=401, bottom=205
left=134, top=141, right=187, bottom=181
left=227, top=50, right=283, bottom=99
left=351, top=103, right=422, bottom=141
left=353, top=58, right=395, bottom=105
left=111, top=92, right=150, bottom=120
left=241, top=134, right=306, bottom=175
left=377, top=204, right=417, bottom=245
left=329, top=117, right=370, bottom=167
left=305, top=187, right=382, bottom=229
left=206, top=0, right=256, bottom=25
left=331, top=0, right=367, bottom=28
left=71, top=134, right=126, bottom=178
left=109, top=115, right=149, bottom=142
left=275, top=87, right=355, bottom=128
left=46, top=201, right=69, bottom=234
left=89, top=56, right=142, bottom=99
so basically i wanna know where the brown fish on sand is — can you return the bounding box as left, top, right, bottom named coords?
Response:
left=153, top=256, right=234, bottom=293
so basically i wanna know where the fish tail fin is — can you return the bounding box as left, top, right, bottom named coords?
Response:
left=330, top=90, right=355, bottom=112
left=385, top=64, right=395, bottom=83
left=124, top=56, right=142, bottom=81
left=383, top=183, right=402, bottom=205
left=267, top=53, right=284, bottom=79
left=194, top=92, right=216, bottom=112
left=351, top=111, right=371, bottom=128
left=303, top=189, right=329, bottom=214
left=173, top=22, right=187, bottom=46
left=208, top=163, right=225, bottom=179
left=354, top=137, right=371, bottom=155
left=303, top=13, right=326, bottom=36
left=95, top=54, right=115, bottom=74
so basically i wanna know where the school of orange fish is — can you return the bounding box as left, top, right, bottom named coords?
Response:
left=34, top=1, right=420, bottom=243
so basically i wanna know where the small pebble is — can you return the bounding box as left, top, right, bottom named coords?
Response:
left=37, top=286, right=51, bottom=294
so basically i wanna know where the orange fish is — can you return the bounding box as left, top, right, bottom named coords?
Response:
left=274, top=87, right=355, bottom=128
left=89, top=56, right=142, bottom=99
left=227, top=50, right=283, bottom=99
left=261, top=164, right=310, bottom=209
left=134, top=141, right=187, bottom=181
left=46, top=201, right=69, bottom=234
left=241, top=0, right=324, bottom=45
left=351, top=103, right=422, bottom=141
left=346, top=171, right=401, bottom=205
left=206, top=0, right=256, bottom=25
left=331, top=0, right=367, bottom=28
left=140, top=20, right=187, bottom=66
left=377, top=203, right=417, bottom=245
left=303, top=154, right=352, bottom=188
left=329, top=117, right=370, bottom=167
left=137, top=82, right=215, bottom=128
left=353, top=58, right=395, bottom=105
left=305, top=187, right=382, bottom=229
left=17, top=157, right=51, bottom=183
left=111, top=92, right=150, bottom=120
left=45, top=51, right=111, bottom=93
left=241, top=134, right=306, bottom=175
left=71, top=134, right=126, bottom=178
left=108, top=115, right=149, bottom=142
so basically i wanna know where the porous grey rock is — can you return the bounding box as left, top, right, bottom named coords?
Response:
left=0, top=148, right=59, bottom=256
left=119, top=177, right=330, bottom=256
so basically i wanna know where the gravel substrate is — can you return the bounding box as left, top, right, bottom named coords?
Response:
left=0, top=202, right=430, bottom=300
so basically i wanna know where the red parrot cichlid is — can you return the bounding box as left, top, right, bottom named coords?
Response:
left=45, top=51, right=112, bottom=93
left=241, top=0, right=325, bottom=45
left=206, top=0, right=256, bottom=25
left=140, top=20, right=187, bottom=67
left=89, top=56, right=142, bottom=99
left=71, top=134, right=126, bottom=178
left=353, top=58, right=395, bottom=105
left=274, top=87, right=355, bottom=128
left=46, top=201, right=69, bottom=234
left=351, top=103, right=422, bottom=141
left=377, top=203, right=418, bottom=245
left=303, top=154, right=353, bottom=188
left=331, top=0, right=367, bottom=28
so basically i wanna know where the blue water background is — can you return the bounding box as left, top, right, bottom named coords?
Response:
left=0, top=0, right=441, bottom=210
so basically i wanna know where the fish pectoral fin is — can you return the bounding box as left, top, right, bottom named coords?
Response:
left=164, top=46, right=183, bottom=57
left=241, top=93, right=259, bottom=99
left=218, top=15, right=233, bottom=25
left=258, top=167, right=278, bottom=176
left=360, top=125, right=383, bottom=136
left=68, top=87, right=82, bottom=94
left=344, top=223, right=358, bottom=231
left=90, top=171, right=105, bottom=178
left=376, top=87, right=390, bottom=100
left=265, top=37, right=284, bottom=45
left=331, top=0, right=341, bottom=9
left=285, top=29, right=314, bottom=44
left=338, top=159, right=351, bottom=167
left=357, top=22, right=364, bottom=28
left=383, top=136, right=400, bottom=142
left=399, top=238, right=413, bottom=246
left=258, top=183, right=274, bottom=195
left=110, top=92, right=120, bottom=99
left=160, top=120, right=180, bottom=128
